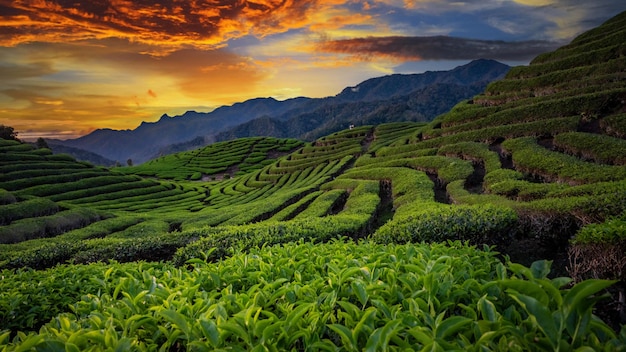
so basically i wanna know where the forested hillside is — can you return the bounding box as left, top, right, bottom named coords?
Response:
left=0, top=10, right=625, bottom=351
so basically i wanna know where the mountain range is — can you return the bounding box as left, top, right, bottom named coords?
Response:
left=50, top=59, right=510, bottom=164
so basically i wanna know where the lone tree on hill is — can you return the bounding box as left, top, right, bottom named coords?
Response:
left=0, top=125, right=19, bottom=141
left=127, top=158, right=133, bottom=166
left=36, top=137, right=49, bottom=149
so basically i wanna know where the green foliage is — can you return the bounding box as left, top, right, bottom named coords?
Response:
left=502, top=137, right=626, bottom=184
left=0, top=198, right=59, bottom=225
left=268, top=190, right=323, bottom=221
left=1, top=14, right=626, bottom=346
left=1, top=241, right=621, bottom=351
left=0, top=126, right=19, bottom=141
left=554, top=132, right=626, bottom=165
left=120, top=137, right=304, bottom=180
left=601, top=113, right=626, bottom=138
left=0, top=208, right=103, bottom=244
left=372, top=204, right=517, bottom=245
left=0, top=190, right=16, bottom=205
left=172, top=215, right=371, bottom=266
left=0, top=261, right=150, bottom=332
left=483, top=169, right=525, bottom=191
left=438, top=141, right=501, bottom=173
left=294, top=189, right=347, bottom=219
left=422, top=116, right=581, bottom=147
left=572, top=217, right=626, bottom=245
left=446, top=179, right=516, bottom=206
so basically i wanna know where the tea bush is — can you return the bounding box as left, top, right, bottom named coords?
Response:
left=502, top=137, right=626, bottom=184
left=1, top=241, right=623, bottom=350
left=553, top=132, right=626, bottom=165
left=372, top=204, right=517, bottom=245
left=0, top=198, right=59, bottom=225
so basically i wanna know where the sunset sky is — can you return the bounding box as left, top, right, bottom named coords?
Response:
left=1, top=1, right=625, bottom=140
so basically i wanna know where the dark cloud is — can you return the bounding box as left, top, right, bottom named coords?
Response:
left=317, top=35, right=563, bottom=61
left=0, top=62, right=55, bottom=79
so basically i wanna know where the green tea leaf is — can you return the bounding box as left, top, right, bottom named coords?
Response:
left=478, top=295, right=498, bottom=322
left=160, top=309, right=191, bottom=338
left=198, top=319, right=220, bottom=347
left=530, top=260, right=551, bottom=279
left=435, top=316, right=472, bottom=339
left=328, top=324, right=356, bottom=351
left=352, top=281, right=369, bottom=307
left=563, top=279, right=615, bottom=313
left=507, top=291, right=558, bottom=348
left=284, top=302, right=314, bottom=333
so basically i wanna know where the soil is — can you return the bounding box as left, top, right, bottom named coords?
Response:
left=464, top=162, right=485, bottom=194
left=427, top=173, right=451, bottom=204
left=488, top=143, right=515, bottom=170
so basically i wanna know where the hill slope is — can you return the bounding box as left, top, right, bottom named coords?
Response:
left=0, top=9, right=624, bottom=286
left=0, top=11, right=625, bottom=349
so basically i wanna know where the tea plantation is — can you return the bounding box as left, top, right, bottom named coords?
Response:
left=1, top=11, right=625, bottom=351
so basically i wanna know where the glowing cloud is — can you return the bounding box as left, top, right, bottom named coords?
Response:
left=0, top=0, right=348, bottom=52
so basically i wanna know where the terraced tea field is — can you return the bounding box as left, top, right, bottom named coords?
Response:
left=1, top=11, right=625, bottom=351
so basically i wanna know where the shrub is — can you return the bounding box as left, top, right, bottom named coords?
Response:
left=568, top=217, right=626, bottom=322
left=2, top=241, right=623, bottom=350
left=172, top=214, right=371, bottom=265
left=294, top=189, right=347, bottom=218
left=0, top=189, right=16, bottom=205
left=0, top=198, right=59, bottom=225
left=437, top=141, right=501, bottom=173
left=600, top=113, right=626, bottom=138
left=554, top=131, right=626, bottom=165
left=371, top=204, right=517, bottom=245
left=483, top=169, right=524, bottom=192
left=0, top=208, right=102, bottom=244
left=502, top=137, right=626, bottom=185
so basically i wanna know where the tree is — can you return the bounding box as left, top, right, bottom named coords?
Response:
left=36, top=137, right=49, bottom=149
left=126, top=158, right=133, bottom=166
left=0, top=125, right=19, bottom=141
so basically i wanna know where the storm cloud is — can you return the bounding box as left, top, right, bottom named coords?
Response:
left=317, top=36, right=562, bottom=61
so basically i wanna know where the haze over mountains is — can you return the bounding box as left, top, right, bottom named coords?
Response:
left=50, top=59, right=510, bottom=164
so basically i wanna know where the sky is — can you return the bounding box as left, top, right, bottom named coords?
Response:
left=1, top=0, right=625, bottom=140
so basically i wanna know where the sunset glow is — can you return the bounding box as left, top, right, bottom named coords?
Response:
left=1, top=0, right=624, bottom=140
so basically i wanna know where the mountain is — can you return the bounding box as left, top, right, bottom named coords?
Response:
left=48, top=97, right=311, bottom=164
left=47, top=143, right=116, bottom=166
left=216, top=82, right=491, bottom=141
left=51, top=59, right=509, bottom=164
left=333, top=58, right=510, bottom=102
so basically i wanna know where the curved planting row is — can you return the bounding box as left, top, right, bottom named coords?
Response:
left=119, top=137, right=303, bottom=180
left=0, top=142, right=208, bottom=248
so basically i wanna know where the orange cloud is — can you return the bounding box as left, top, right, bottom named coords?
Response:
left=0, top=40, right=271, bottom=139
left=0, top=0, right=352, bottom=53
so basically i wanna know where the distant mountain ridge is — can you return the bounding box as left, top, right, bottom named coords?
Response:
left=217, top=82, right=491, bottom=142
left=47, top=143, right=116, bottom=167
left=334, top=58, right=510, bottom=102
left=50, top=59, right=510, bottom=164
